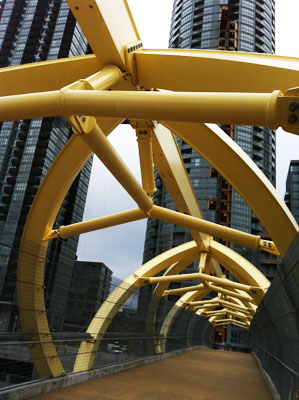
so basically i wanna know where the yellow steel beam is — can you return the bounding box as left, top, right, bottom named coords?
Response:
left=189, top=298, right=219, bottom=306
left=158, top=288, right=210, bottom=354
left=66, top=0, right=140, bottom=70
left=214, top=320, right=249, bottom=330
left=63, top=65, right=124, bottom=91
left=198, top=252, right=208, bottom=273
left=213, top=318, right=249, bottom=326
left=2, top=88, right=299, bottom=137
left=145, top=255, right=198, bottom=355
left=158, top=240, right=268, bottom=304
left=150, top=205, right=262, bottom=251
left=203, top=310, right=227, bottom=316
left=72, top=118, right=153, bottom=213
left=165, top=282, right=253, bottom=302
left=192, top=303, right=220, bottom=311
left=152, top=124, right=210, bottom=251
left=209, top=241, right=269, bottom=303
left=203, top=308, right=250, bottom=320
left=44, top=208, right=147, bottom=240
left=218, top=299, right=250, bottom=313
left=224, top=295, right=257, bottom=316
left=163, top=121, right=298, bottom=257
left=135, top=125, right=156, bottom=196
left=18, top=116, right=121, bottom=378
left=0, top=55, right=100, bottom=96
left=141, top=272, right=259, bottom=294
left=3, top=46, right=299, bottom=96
left=207, top=284, right=252, bottom=302
left=17, top=66, right=125, bottom=378
left=163, top=284, right=210, bottom=296
left=74, top=241, right=200, bottom=371
left=0, top=89, right=280, bottom=128
left=192, top=301, right=251, bottom=315
left=135, top=49, right=299, bottom=93
left=225, top=309, right=252, bottom=320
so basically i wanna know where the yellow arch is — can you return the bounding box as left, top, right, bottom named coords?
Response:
left=73, top=241, right=200, bottom=372
left=135, top=49, right=299, bottom=93
left=74, top=239, right=268, bottom=370
left=158, top=289, right=210, bottom=354
left=17, top=118, right=121, bottom=378
left=163, top=121, right=298, bottom=256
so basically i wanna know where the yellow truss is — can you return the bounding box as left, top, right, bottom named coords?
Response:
left=0, top=0, right=298, bottom=378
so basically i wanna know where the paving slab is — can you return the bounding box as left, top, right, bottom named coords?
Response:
left=32, top=348, right=274, bottom=400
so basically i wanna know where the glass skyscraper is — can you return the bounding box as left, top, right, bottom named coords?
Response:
left=143, top=0, right=276, bottom=269
left=0, top=0, right=92, bottom=331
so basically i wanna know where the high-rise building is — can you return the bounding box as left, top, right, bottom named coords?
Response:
left=64, top=261, right=112, bottom=332
left=141, top=0, right=277, bottom=344
left=144, top=0, right=276, bottom=266
left=285, top=160, right=299, bottom=224
left=0, top=0, right=92, bottom=332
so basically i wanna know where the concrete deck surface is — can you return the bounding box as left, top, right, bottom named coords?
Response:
left=32, top=348, right=274, bottom=400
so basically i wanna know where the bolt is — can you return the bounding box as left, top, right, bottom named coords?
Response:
left=288, top=114, right=298, bottom=124
left=82, top=116, right=86, bottom=122
left=289, top=102, right=299, bottom=112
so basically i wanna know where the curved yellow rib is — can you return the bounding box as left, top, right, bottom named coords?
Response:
left=163, top=121, right=298, bottom=256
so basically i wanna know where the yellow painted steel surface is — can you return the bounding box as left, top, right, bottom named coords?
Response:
left=0, top=55, right=100, bottom=96
left=163, top=121, right=298, bottom=256
left=135, top=49, right=299, bottom=93
left=66, top=0, right=140, bottom=69
left=0, top=0, right=296, bottom=379
left=1, top=89, right=298, bottom=135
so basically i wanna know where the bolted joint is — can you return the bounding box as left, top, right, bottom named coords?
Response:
left=68, top=114, right=96, bottom=135
left=129, top=119, right=157, bottom=130
left=259, top=239, right=280, bottom=256
left=42, top=228, right=60, bottom=241
left=136, top=129, right=152, bottom=141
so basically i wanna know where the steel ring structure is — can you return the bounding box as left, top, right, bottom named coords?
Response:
left=0, top=0, right=299, bottom=379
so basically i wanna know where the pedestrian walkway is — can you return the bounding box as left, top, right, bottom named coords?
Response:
left=32, top=348, right=274, bottom=400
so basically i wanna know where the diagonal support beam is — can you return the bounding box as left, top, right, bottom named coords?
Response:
left=66, top=0, right=141, bottom=69
left=163, top=283, right=253, bottom=303
left=134, top=123, right=156, bottom=196
left=140, top=272, right=260, bottom=294
left=44, top=208, right=147, bottom=241
left=152, top=124, right=210, bottom=250
left=72, top=118, right=153, bottom=213
left=150, top=205, right=263, bottom=251
left=206, top=284, right=254, bottom=302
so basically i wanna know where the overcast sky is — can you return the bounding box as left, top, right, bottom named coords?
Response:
left=77, top=0, right=299, bottom=279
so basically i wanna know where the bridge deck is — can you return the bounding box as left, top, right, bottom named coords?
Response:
left=32, top=348, right=274, bottom=400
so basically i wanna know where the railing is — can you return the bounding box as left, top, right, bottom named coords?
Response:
left=0, top=239, right=213, bottom=389
left=250, top=233, right=299, bottom=400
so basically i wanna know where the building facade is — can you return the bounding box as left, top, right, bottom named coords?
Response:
left=0, top=0, right=92, bottom=332
left=285, top=160, right=299, bottom=224
left=64, top=261, right=112, bottom=332
left=144, top=0, right=276, bottom=268
left=141, top=0, right=277, bottom=343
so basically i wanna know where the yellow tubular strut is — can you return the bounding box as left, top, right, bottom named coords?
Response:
left=1, top=89, right=299, bottom=135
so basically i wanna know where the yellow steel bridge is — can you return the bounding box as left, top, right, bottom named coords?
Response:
left=0, top=1, right=298, bottom=396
